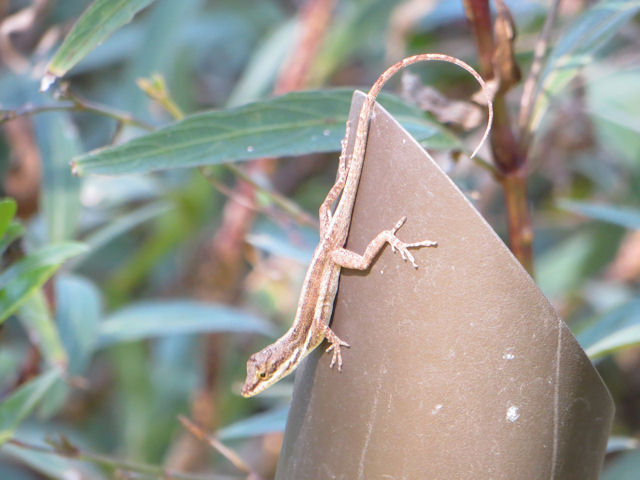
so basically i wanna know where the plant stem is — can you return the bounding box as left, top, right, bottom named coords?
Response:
left=500, top=172, right=534, bottom=273
left=7, top=438, right=238, bottom=480
left=224, top=163, right=318, bottom=228
left=178, top=416, right=252, bottom=474
left=63, top=90, right=155, bottom=130
left=463, top=0, right=534, bottom=274
left=0, top=93, right=154, bottom=131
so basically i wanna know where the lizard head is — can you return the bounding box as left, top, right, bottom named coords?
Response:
left=241, top=341, right=302, bottom=397
left=241, top=345, right=280, bottom=398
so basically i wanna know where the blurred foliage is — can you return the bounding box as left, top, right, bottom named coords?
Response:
left=0, top=0, right=639, bottom=478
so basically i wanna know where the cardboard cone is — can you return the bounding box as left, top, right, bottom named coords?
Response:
left=275, top=92, right=614, bottom=479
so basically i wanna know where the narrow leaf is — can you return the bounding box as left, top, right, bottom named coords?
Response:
left=0, top=349, right=20, bottom=391
left=2, top=438, right=106, bottom=480
left=585, top=324, right=640, bottom=359
left=576, top=299, right=640, bottom=359
left=98, top=300, right=275, bottom=346
left=34, top=113, right=83, bottom=243
left=558, top=199, right=640, bottom=230
left=602, top=450, right=640, bottom=480
left=530, top=0, right=640, bottom=131
left=0, top=370, right=60, bottom=445
left=17, top=290, right=68, bottom=369
left=42, top=0, right=156, bottom=87
left=217, top=404, right=289, bottom=440
left=226, top=19, right=297, bottom=107
left=71, top=201, right=170, bottom=269
left=71, top=89, right=458, bottom=176
left=56, top=275, right=102, bottom=373
left=0, top=222, right=24, bottom=258
left=607, top=436, right=640, bottom=454
left=0, top=243, right=88, bottom=324
left=0, top=198, right=17, bottom=239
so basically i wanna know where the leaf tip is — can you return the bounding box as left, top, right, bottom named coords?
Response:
left=40, top=72, right=57, bottom=93
left=70, top=160, right=81, bottom=177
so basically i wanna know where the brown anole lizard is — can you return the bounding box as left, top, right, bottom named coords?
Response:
left=241, top=53, right=493, bottom=397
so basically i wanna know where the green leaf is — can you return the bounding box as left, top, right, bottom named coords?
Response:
left=536, top=224, right=623, bottom=299
left=603, top=450, right=640, bottom=480
left=311, top=0, right=402, bottom=83
left=217, top=404, right=289, bottom=440
left=530, top=0, right=640, bottom=131
left=98, top=300, right=275, bottom=346
left=42, top=0, right=157, bottom=87
left=120, top=0, right=202, bottom=119
left=56, top=275, right=102, bottom=374
left=558, top=200, right=640, bottom=230
left=226, top=19, right=297, bottom=107
left=0, top=348, right=21, bottom=392
left=2, top=437, right=106, bottom=480
left=34, top=113, right=83, bottom=243
left=585, top=67, right=640, bottom=165
left=0, top=198, right=17, bottom=239
left=0, top=243, right=88, bottom=325
left=0, top=223, right=24, bottom=258
left=0, top=370, right=60, bottom=445
left=607, top=436, right=640, bottom=454
left=536, top=231, right=597, bottom=298
left=71, top=89, right=458, bottom=176
left=576, top=299, right=640, bottom=359
left=70, top=201, right=171, bottom=268
left=17, top=290, right=68, bottom=369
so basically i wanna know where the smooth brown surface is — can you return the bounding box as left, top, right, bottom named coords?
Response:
left=276, top=92, right=613, bottom=479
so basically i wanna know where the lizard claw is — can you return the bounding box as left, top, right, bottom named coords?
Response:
left=324, top=328, right=350, bottom=371
left=388, top=216, right=437, bottom=268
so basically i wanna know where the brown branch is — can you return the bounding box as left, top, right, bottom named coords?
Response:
left=463, top=0, right=495, bottom=77
left=178, top=416, right=253, bottom=474
left=463, top=0, right=533, bottom=273
left=274, top=0, right=338, bottom=93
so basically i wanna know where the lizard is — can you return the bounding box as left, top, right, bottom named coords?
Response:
left=241, top=53, right=493, bottom=397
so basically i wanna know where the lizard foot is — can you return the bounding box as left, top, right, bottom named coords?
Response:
left=389, top=216, right=437, bottom=268
left=324, top=327, right=350, bottom=371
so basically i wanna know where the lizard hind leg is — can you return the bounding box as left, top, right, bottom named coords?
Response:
left=330, top=216, right=438, bottom=270
left=323, top=325, right=351, bottom=371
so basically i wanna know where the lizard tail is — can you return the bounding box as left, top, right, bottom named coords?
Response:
left=368, top=53, right=493, bottom=160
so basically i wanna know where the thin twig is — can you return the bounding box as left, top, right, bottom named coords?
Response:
left=7, top=438, right=237, bottom=480
left=471, top=154, right=501, bottom=180
left=0, top=91, right=154, bottom=131
left=0, top=103, right=74, bottom=123
left=178, top=416, right=253, bottom=474
left=518, top=0, right=562, bottom=142
left=198, top=166, right=317, bottom=230
left=224, top=164, right=318, bottom=229
left=62, top=89, right=155, bottom=131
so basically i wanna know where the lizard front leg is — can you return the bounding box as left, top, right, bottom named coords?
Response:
left=319, top=123, right=351, bottom=236
left=331, top=216, right=437, bottom=269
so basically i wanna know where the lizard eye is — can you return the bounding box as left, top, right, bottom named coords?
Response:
left=258, top=371, right=267, bottom=379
